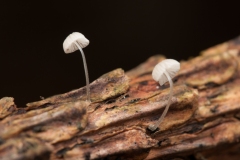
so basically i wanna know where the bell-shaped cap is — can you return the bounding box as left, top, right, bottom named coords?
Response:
left=63, top=32, right=89, bottom=54
left=152, top=59, right=180, bottom=86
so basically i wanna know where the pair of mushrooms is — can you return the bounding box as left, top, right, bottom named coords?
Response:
left=63, top=32, right=180, bottom=131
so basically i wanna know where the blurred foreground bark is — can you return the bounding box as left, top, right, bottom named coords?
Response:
left=1, top=36, right=240, bottom=160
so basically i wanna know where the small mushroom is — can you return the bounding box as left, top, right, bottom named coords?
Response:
left=148, top=59, right=180, bottom=131
left=63, top=32, right=90, bottom=101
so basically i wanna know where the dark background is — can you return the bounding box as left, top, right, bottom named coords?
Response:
left=1, top=1, right=240, bottom=106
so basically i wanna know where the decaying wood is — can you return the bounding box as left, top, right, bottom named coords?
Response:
left=1, top=36, right=240, bottom=160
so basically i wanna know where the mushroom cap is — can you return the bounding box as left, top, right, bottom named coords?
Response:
left=63, top=32, right=90, bottom=54
left=152, top=59, right=180, bottom=86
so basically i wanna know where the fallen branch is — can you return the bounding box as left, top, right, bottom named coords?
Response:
left=1, top=36, right=240, bottom=160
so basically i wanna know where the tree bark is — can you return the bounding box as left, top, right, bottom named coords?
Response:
left=1, top=36, right=240, bottom=160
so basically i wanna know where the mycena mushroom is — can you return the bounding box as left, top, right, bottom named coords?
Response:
left=148, top=59, right=180, bottom=131
left=63, top=32, right=90, bottom=102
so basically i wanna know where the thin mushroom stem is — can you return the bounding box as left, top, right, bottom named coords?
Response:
left=74, top=42, right=90, bottom=102
left=148, top=71, right=173, bottom=131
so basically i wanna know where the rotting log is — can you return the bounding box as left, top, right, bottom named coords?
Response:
left=1, top=36, right=240, bottom=160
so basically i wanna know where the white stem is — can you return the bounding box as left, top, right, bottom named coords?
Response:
left=74, top=42, right=90, bottom=102
left=148, top=71, right=173, bottom=131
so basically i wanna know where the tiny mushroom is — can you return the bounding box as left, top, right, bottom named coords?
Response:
left=148, top=59, right=180, bottom=131
left=63, top=32, right=91, bottom=101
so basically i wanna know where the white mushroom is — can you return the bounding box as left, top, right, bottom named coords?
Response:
left=148, top=59, right=180, bottom=131
left=63, top=32, right=90, bottom=101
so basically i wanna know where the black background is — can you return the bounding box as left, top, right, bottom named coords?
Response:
left=1, top=1, right=240, bottom=106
